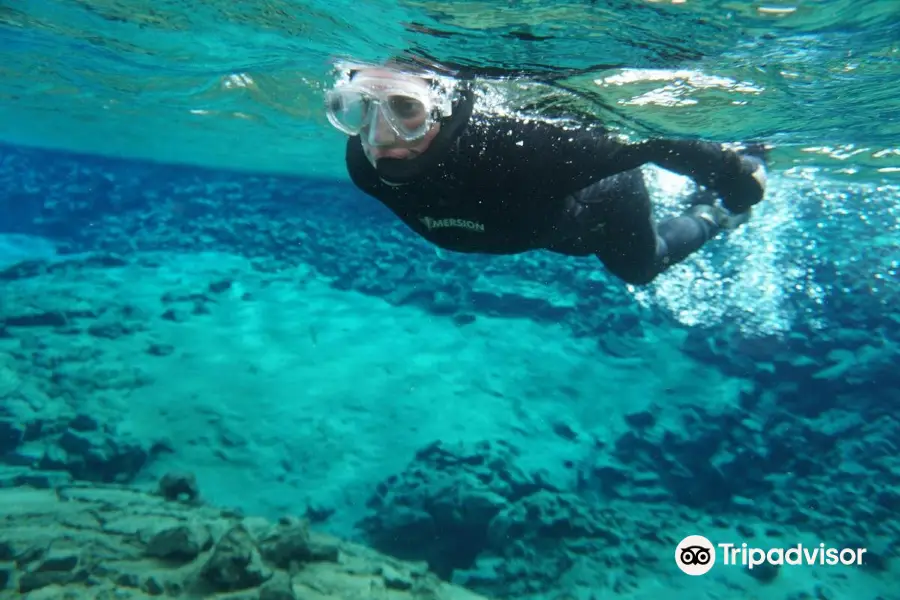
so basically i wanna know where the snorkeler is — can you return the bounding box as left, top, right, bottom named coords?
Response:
left=325, top=57, right=768, bottom=285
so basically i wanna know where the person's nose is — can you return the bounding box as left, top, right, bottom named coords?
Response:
left=367, top=108, right=396, bottom=146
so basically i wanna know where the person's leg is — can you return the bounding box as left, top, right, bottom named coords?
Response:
left=560, top=169, right=723, bottom=285
left=586, top=170, right=660, bottom=284
left=655, top=210, right=720, bottom=268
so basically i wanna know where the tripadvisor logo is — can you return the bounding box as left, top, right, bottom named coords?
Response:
left=675, top=535, right=868, bottom=576
left=676, top=535, right=716, bottom=576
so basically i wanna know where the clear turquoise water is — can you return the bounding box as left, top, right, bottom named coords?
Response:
left=2, top=2, right=900, bottom=599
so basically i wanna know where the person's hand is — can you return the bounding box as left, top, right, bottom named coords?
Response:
left=717, top=153, right=767, bottom=214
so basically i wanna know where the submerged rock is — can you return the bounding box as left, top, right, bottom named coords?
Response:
left=41, top=427, right=149, bottom=483
left=359, top=439, right=554, bottom=579
left=158, top=471, right=200, bottom=502
left=146, top=522, right=212, bottom=560
left=200, top=525, right=272, bottom=591
left=0, top=478, right=488, bottom=600
left=360, top=440, right=668, bottom=598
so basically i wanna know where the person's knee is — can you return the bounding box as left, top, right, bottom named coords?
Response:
left=618, top=269, right=658, bottom=286
left=600, top=257, right=659, bottom=285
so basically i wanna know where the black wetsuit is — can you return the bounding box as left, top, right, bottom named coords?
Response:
left=345, top=90, right=765, bottom=285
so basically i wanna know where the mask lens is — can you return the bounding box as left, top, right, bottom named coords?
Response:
left=387, top=95, right=426, bottom=121
left=384, top=94, right=429, bottom=139
left=326, top=89, right=371, bottom=134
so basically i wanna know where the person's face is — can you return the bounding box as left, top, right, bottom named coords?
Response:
left=352, top=68, right=441, bottom=162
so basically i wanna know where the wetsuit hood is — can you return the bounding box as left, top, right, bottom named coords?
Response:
left=370, top=87, right=475, bottom=185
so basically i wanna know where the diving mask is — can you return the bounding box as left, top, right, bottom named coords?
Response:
left=325, top=69, right=454, bottom=144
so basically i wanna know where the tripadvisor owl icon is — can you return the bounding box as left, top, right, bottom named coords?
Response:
left=676, top=535, right=716, bottom=576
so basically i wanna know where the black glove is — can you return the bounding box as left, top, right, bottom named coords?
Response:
left=716, top=153, right=768, bottom=214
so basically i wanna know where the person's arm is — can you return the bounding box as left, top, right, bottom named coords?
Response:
left=639, top=139, right=767, bottom=214
left=503, top=119, right=765, bottom=213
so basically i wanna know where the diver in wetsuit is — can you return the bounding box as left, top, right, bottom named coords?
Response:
left=325, top=59, right=768, bottom=285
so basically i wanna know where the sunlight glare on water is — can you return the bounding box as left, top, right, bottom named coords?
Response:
left=635, top=166, right=815, bottom=335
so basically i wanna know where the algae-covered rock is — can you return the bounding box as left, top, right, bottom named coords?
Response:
left=0, top=477, right=491, bottom=600
left=200, top=525, right=272, bottom=591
